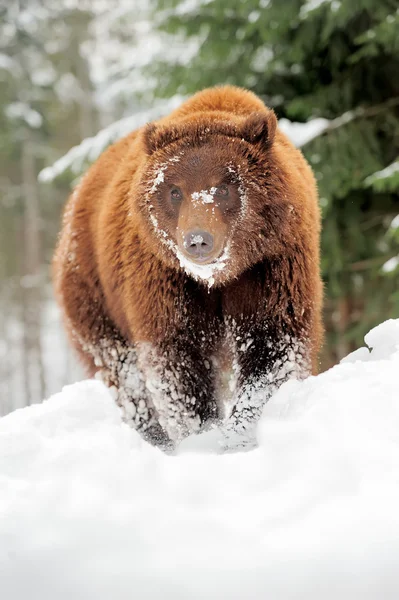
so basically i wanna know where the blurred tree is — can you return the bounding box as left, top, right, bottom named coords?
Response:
left=150, top=0, right=399, bottom=366
left=2, top=0, right=398, bottom=412
left=0, top=0, right=151, bottom=413
left=0, top=0, right=101, bottom=408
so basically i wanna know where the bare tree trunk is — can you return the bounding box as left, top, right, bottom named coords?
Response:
left=75, top=47, right=97, bottom=139
left=21, top=132, right=46, bottom=405
left=15, top=219, right=32, bottom=407
left=336, top=296, right=351, bottom=360
left=68, top=9, right=98, bottom=140
left=0, top=288, right=9, bottom=416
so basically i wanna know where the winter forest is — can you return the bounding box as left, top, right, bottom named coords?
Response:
left=1, top=0, right=398, bottom=415
left=1, top=0, right=398, bottom=414
left=1, top=1, right=399, bottom=598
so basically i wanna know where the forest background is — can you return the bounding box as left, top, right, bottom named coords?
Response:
left=1, top=0, right=398, bottom=414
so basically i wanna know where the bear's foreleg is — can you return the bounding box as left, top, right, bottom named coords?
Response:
left=92, top=337, right=174, bottom=449
left=223, top=322, right=311, bottom=447
left=136, top=336, right=219, bottom=444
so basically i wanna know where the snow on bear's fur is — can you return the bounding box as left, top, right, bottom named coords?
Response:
left=53, top=86, right=323, bottom=449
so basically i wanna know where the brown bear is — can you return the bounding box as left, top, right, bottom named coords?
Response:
left=53, top=85, right=323, bottom=449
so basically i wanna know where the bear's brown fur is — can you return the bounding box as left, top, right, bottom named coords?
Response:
left=53, top=86, right=323, bottom=448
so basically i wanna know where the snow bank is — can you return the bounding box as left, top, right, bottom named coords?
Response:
left=1, top=320, right=399, bottom=600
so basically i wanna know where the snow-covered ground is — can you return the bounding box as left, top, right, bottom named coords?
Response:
left=1, top=320, right=399, bottom=600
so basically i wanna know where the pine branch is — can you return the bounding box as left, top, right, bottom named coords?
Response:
left=322, top=97, right=399, bottom=135
left=349, top=255, right=397, bottom=272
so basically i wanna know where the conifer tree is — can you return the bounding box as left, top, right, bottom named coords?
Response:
left=151, top=0, right=399, bottom=365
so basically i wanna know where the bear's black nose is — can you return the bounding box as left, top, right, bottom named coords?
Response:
left=184, top=230, right=214, bottom=258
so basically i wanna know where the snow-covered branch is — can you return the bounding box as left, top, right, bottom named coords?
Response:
left=38, top=96, right=183, bottom=182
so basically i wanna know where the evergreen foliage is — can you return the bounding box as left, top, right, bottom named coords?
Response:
left=1, top=0, right=398, bottom=403
left=151, top=0, right=399, bottom=365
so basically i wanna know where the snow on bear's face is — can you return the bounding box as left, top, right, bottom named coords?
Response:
left=140, top=113, right=301, bottom=286
left=146, top=146, right=245, bottom=276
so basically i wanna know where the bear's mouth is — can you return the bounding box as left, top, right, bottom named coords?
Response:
left=178, top=245, right=225, bottom=267
left=175, top=244, right=230, bottom=285
left=187, top=254, right=221, bottom=266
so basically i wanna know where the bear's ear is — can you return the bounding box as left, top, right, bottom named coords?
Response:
left=143, top=123, right=158, bottom=155
left=143, top=123, right=184, bottom=155
left=239, top=111, right=277, bottom=148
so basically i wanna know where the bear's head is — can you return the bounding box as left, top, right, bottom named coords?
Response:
left=138, top=110, right=306, bottom=287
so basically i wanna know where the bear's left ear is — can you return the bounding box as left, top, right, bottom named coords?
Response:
left=239, top=111, right=277, bottom=148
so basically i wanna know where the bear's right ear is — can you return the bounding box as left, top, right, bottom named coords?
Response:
left=143, top=123, right=158, bottom=155
left=240, top=111, right=277, bottom=148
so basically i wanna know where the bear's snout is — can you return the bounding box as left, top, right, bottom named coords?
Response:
left=184, top=230, right=214, bottom=260
left=177, top=200, right=227, bottom=266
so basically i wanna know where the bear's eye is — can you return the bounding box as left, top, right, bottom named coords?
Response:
left=170, top=187, right=183, bottom=203
left=215, top=184, right=229, bottom=198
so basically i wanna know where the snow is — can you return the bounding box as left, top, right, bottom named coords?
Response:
left=145, top=160, right=253, bottom=288
left=38, top=96, right=183, bottom=182
left=175, top=245, right=230, bottom=287
left=39, top=89, right=359, bottom=182
left=190, top=234, right=204, bottom=244
left=365, top=160, right=399, bottom=185
left=1, top=319, right=399, bottom=599
left=390, top=214, right=399, bottom=230
left=146, top=164, right=235, bottom=287
left=40, top=112, right=333, bottom=182
left=0, top=53, right=16, bottom=72
left=160, top=0, right=214, bottom=17
left=299, top=0, right=333, bottom=17
left=382, top=256, right=399, bottom=273
left=5, top=102, right=43, bottom=129
left=278, top=117, right=330, bottom=147
left=149, top=167, right=165, bottom=194
left=192, top=188, right=217, bottom=204
left=83, top=0, right=200, bottom=113
left=381, top=215, right=399, bottom=272
left=0, top=294, right=82, bottom=415
left=149, top=202, right=231, bottom=287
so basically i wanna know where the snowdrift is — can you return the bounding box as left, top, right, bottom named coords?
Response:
left=1, top=320, right=399, bottom=600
